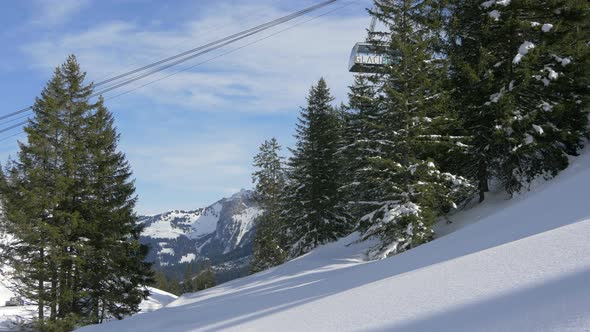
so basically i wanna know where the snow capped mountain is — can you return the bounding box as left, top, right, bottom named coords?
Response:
left=139, top=190, right=262, bottom=269
left=141, top=204, right=221, bottom=240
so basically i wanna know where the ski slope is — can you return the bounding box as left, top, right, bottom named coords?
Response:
left=138, top=287, right=178, bottom=314
left=0, top=287, right=176, bottom=330
left=79, top=150, right=590, bottom=331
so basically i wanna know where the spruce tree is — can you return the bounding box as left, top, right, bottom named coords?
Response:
left=0, top=55, right=151, bottom=330
left=182, top=265, right=195, bottom=294
left=502, top=0, right=590, bottom=193
left=447, top=0, right=589, bottom=198
left=152, top=270, right=169, bottom=293
left=250, top=138, right=287, bottom=273
left=195, top=260, right=216, bottom=291
left=0, top=56, right=92, bottom=329
left=166, top=277, right=181, bottom=296
left=282, top=78, right=350, bottom=257
left=79, top=98, right=152, bottom=323
left=353, top=0, right=472, bottom=259
left=446, top=0, right=499, bottom=202
left=338, top=75, right=387, bottom=224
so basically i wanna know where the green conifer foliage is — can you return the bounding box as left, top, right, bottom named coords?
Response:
left=339, top=75, right=388, bottom=223
left=250, top=138, right=287, bottom=273
left=80, top=100, right=152, bottom=323
left=282, top=78, right=350, bottom=257
left=195, top=260, right=216, bottom=291
left=0, top=56, right=151, bottom=330
left=448, top=0, right=589, bottom=198
left=352, top=0, right=473, bottom=259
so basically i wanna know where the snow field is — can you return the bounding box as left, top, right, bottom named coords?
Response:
left=79, top=149, right=590, bottom=331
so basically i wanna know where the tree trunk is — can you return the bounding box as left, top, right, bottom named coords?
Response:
left=38, top=248, right=45, bottom=325
left=478, top=160, right=489, bottom=203
left=50, top=263, right=57, bottom=321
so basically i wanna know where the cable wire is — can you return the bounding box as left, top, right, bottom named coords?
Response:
left=0, top=0, right=355, bottom=142
left=0, top=131, right=24, bottom=143
left=0, top=0, right=338, bottom=123
left=92, top=0, right=338, bottom=88
left=0, top=121, right=28, bottom=135
left=0, top=113, right=32, bottom=127
left=106, top=1, right=358, bottom=101
left=92, top=1, right=340, bottom=96
left=0, top=107, right=32, bottom=121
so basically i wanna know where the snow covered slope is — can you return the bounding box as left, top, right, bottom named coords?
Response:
left=79, top=151, right=590, bottom=332
left=0, top=287, right=177, bottom=330
left=0, top=278, right=13, bottom=306
left=139, top=288, right=178, bottom=314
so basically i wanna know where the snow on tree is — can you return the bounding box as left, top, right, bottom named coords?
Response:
left=282, top=78, right=351, bottom=257
left=250, top=138, right=287, bottom=273
left=448, top=0, right=590, bottom=198
left=338, top=74, right=388, bottom=225
left=349, top=0, right=473, bottom=259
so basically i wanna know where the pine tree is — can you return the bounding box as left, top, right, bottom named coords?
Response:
left=502, top=0, right=590, bottom=192
left=446, top=0, right=499, bottom=202
left=167, top=277, right=182, bottom=296
left=195, top=260, right=216, bottom=291
left=338, top=75, right=387, bottom=223
left=447, top=0, right=589, bottom=199
left=153, top=270, right=169, bottom=292
left=182, top=264, right=195, bottom=294
left=250, top=138, right=287, bottom=273
left=79, top=98, right=152, bottom=323
left=282, top=78, right=350, bottom=257
left=0, top=56, right=92, bottom=329
left=353, top=0, right=473, bottom=259
left=0, top=55, right=151, bottom=330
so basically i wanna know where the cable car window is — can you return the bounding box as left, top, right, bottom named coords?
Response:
left=349, top=42, right=392, bottom=73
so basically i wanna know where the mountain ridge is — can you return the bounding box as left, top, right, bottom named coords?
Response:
left=138, top=189, right=261, bottom=276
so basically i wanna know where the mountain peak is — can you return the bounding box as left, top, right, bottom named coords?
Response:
left=229, top=189, right=252, bottom=200
left=139, top=189, right=261, bottom=271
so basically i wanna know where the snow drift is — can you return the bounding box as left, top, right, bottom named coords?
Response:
left=79, top=150, right=590, bottom=331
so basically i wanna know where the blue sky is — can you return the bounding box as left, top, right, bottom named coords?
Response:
left=0, top=0, right=370, bottom=214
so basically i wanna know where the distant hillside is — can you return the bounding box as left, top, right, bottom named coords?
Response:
left=139, top=189, right=261, bottom=281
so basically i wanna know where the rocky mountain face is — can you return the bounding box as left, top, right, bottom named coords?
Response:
left=139, top=190, right=261, bottom=277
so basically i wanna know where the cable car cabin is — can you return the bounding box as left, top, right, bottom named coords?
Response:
left=348, top=42, right=390, bottom=73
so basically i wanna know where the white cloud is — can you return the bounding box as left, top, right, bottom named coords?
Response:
left=123, top=132, right=258, bottom=214
left=127, top=141, right=251, bottom=187
left=21, top=1, right=368, bottom=113
left=18, top=0, right=372, bottom=214
left=30, top=0, right=91, bottom=26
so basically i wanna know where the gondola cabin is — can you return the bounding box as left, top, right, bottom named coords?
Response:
left=348, top=42, right=389, bottom=73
